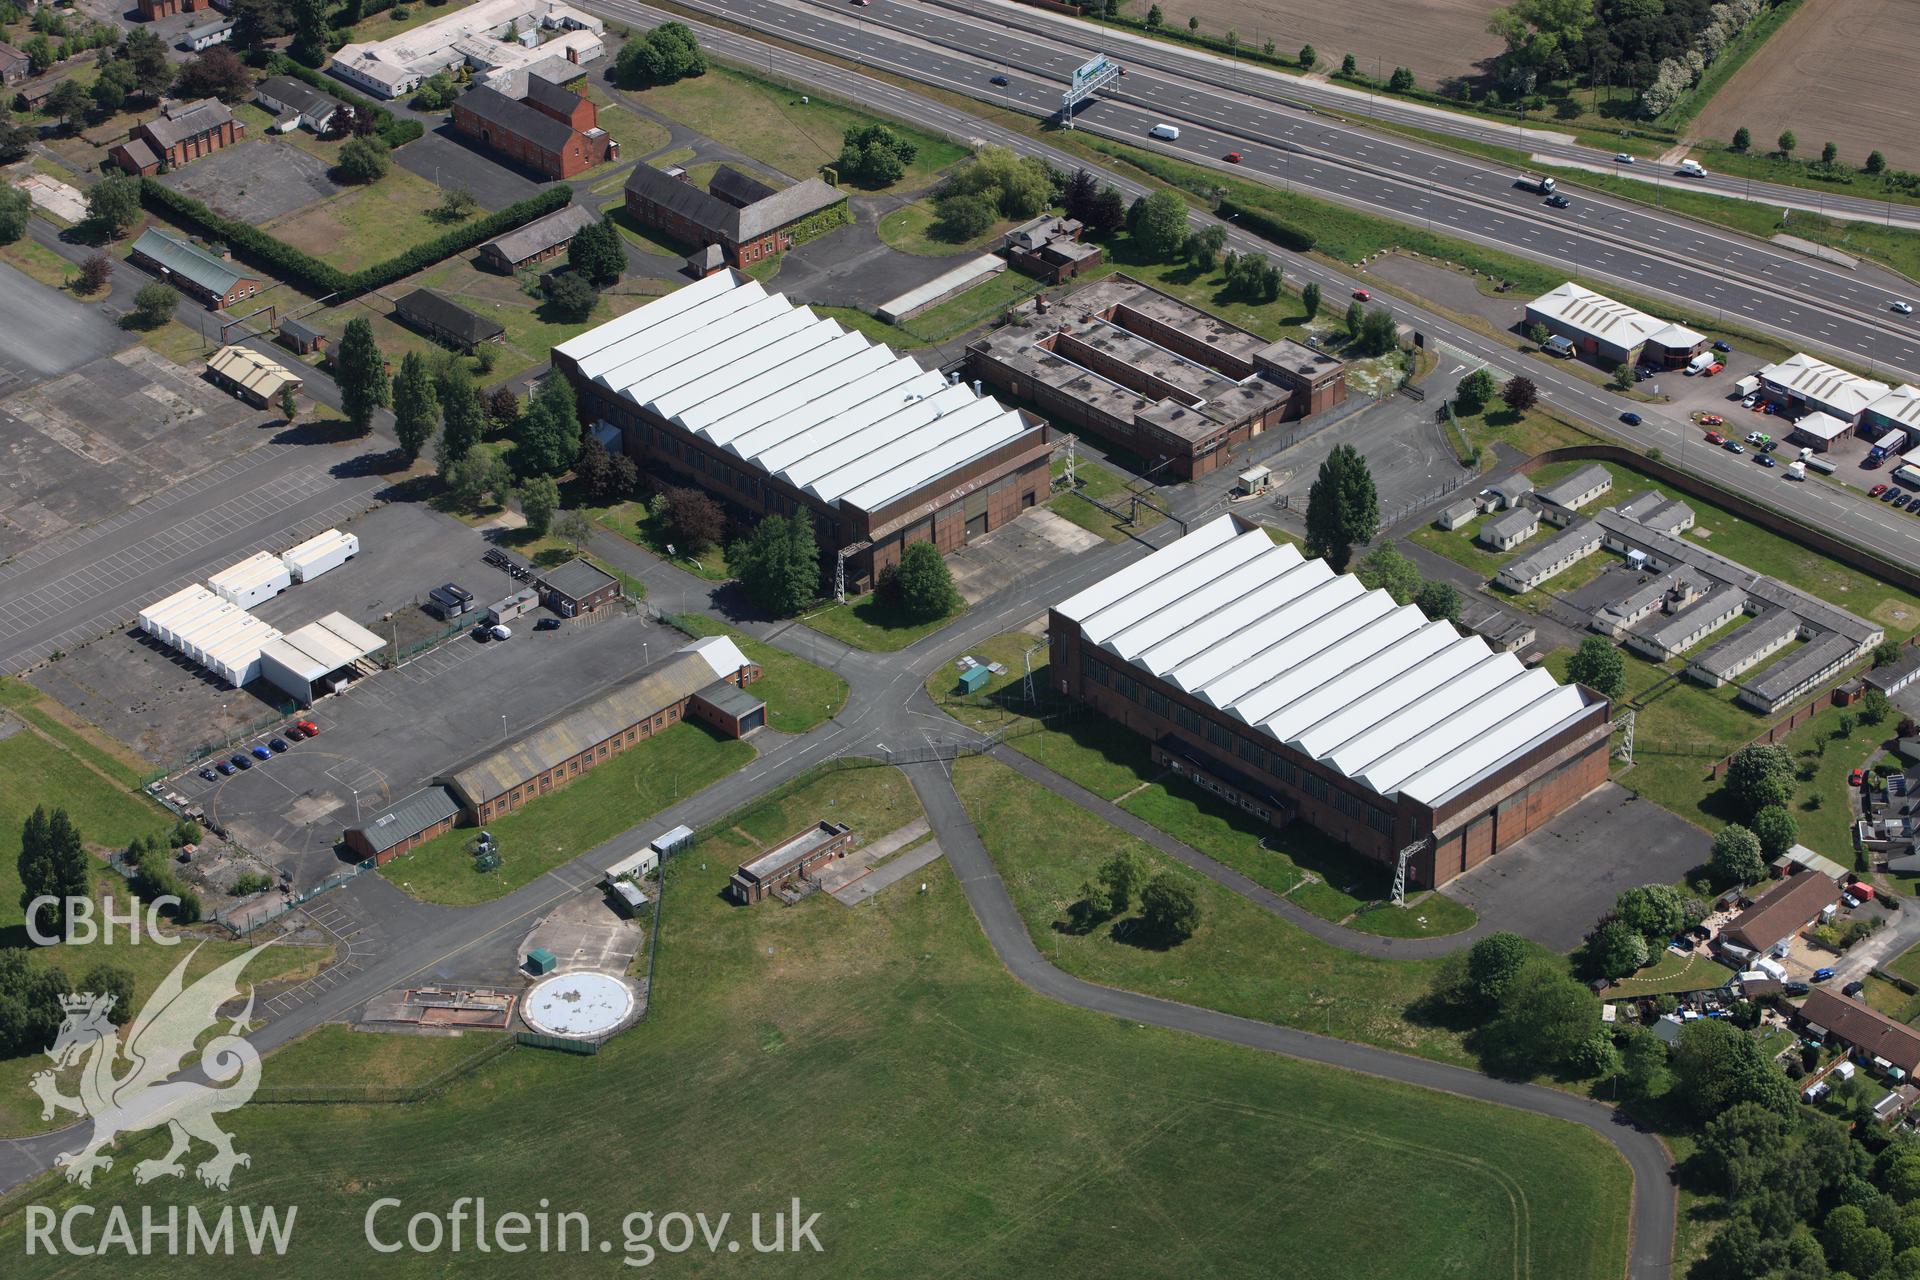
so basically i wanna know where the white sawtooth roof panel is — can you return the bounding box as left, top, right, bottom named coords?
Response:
left=704, top=347, right=918, bottom=451
left=641, top=307, right=820, bottom=413
left=564, top=274, right=1034, bottom=509
left=1289, top=629, right=1484, bottom=757
left=556, top=268, right=740, bottom=367
left=662, top=327, right=860, bottom=428
left=1133, top=547, right=1326, bottom=677
left=1057, top=516, right=1596, bottom=801
left=1056, top=515, right=1241, bottom=626
left=1352, top=664, right=1557, bottom=795
left=597, top=293, right=792, bottom=394
left=1398, top=687, right=1592, bottom=804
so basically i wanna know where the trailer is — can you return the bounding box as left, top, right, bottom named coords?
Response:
left=281, top=528, right=359, bottom=582
left=208, top=550, right=291, bottom=610
left=1893, top=464, right=1920, bottom=490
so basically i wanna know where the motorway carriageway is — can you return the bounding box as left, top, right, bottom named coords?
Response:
left=586, top=0, right=1920, bottom=572
left=700, top=0, right=1920, bottom=380
left=921, top=0, right=1920, bottom=232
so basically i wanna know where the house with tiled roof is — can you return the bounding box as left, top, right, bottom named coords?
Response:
left=110, top=98, right=242, bottom=176
left=450, top=81, right=614, bottom=179
left=127, top=227, right=263, bottom=310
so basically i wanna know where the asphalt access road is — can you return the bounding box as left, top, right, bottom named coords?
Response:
left=695, top=0, right=1920, bottom=378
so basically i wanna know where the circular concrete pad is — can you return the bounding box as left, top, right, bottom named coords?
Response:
left=522, top=971, right=634, bottom=1039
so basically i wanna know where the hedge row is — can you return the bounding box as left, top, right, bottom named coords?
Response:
left=137, top=180, right=574, bottom=298
left=1216, top=199, right=1315, bottom=253
left=261, top=53, right=423, bottom=149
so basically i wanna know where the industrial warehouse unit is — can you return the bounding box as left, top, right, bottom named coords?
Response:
left=1049, top=515, right=1613, bottom=889
left=1524, top=282, right=1707, bottom=368
left=552, top=271, right=1053, bottom=591
left=965, top=275, right=1346, bottom=480
left=257, top=613, right=385, bottom=704
left=435, top=636, right=765, bottom=824
left=329, top=0, right=602, bottom=99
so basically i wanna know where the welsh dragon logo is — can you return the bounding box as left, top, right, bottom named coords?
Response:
left=30, top=943, right=268, bottom=1190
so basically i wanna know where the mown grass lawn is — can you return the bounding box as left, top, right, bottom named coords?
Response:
left=814, top=269, right=1043, bottom=350
left=670, top=614, right=849, bottom=734
left=0, top=760, right=1631, bottom=1280
left=634, top=64, right=967, bottom=193
left=261, top=165, right=473, bottom=274
left=1048, top=456, right=1165, bottom=543
left=1602, top=949, right=1737, bottom=998
left=876, top=201, right=1013, bottom=256
left=581, top=84, right=671, bottom=161
left=802, top=593, right=963, bottom=653
left=380, top=722, right=754, bottom=905
left=592, top=499, right=730, bottom=580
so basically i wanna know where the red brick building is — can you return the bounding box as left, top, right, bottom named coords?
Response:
left=136, top=0, right=209, bottom=19
left=623, top=164, right=847, bottom=269
left=110, top=98, right=242, bottom=176
left=343, top=786, right=461, bottom=866
left=1050, top=514, right=1612, bottom=890
left=729, top=822, right=856, bottom=904
left=451, top=81, right=615, bottom=180
left=551, top=270, right=1053, bottom=593
left=967, top=275, right=1346, bottom=480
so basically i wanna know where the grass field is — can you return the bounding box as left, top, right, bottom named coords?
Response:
left=815, top=268, right=1044, bottom=350
left=0, top=756, right=1631, bottom=1280
left=1603, top=949, right=1738, bottom=997
left=379, top=722, right=754, bottom=905
left=801, top=592, right=963, bottom=652
left=633, top=64, right=967, bottom=193
left=0, top=682, right=328, bottom=1134
left=669, top=613, right=849, bottom=734
left=262, top=166, right=475, bottom=274
left=876, top=200, right=1012, bottom=256
left=592, top=499, right=730, bottom=580
left=581, top=83, right=672, bottom=161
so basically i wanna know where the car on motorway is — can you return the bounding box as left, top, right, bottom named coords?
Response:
left=535, top=617, right=562, bottom=631
left=250, top=745, right=272, bottom=761
left=1148, top=122, right=1180, bottom=140
left=1895, top=301, right=1915, bottom=315
left=1723, top=440, right=1744, bottom=453
left=1351, top=288, right=1370, bottom=301
left=1223, top=151, right=1242, bottom=163
left=215, top=761, right=235, bottom=777
left=1705, top=430, right=1726, bottom=445
left=230, top=754, right=251, bottom=772
left=1756, top=454, right=1777, bottom=468
left=1871, top=485, right=1889, bottom=498
left=1614, top=153, right=1634, bottom=164
left=989, top=74, right=1009, bottom=86
left=269, top=737, right=289, bottom=753
left=198, top=767, right=218, bottom=782
left=1619, top=411, right=1642, bottom=426
left=1545, top=194, right=1570, bottom=208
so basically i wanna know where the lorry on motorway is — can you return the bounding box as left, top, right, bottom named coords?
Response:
left=1515, top=174, right=1557, bottom=194
left=1786, top=460, right=1806, bottom=481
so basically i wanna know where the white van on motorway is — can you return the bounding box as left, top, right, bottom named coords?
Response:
left=1149, top=123, right=1181, bottom=140
left=1677, top=159, right=1706, bottom=177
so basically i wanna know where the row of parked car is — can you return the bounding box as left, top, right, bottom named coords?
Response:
left=199, top=720, right=320, bottom=779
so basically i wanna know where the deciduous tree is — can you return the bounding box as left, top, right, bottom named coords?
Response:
left=129, top=281, right=177, bottom=329
left=1725, top=744, right=1795, bottom=816
left=887, top=541, right=959, bottom=621
left=1566, top=634, right=1626, bottom=700
left=1709, top=824, right=1766, bottom=887
left=1140, top=872, right=1200, bottom=942
left=83, top=174, right=142, bottom=237
left=614, top=21, right=707, bottom=87
left=736, top=509, right=819, bottom=616
left=517, top=475, right=559, bottom=536
left=434, top=362, right=484, bottom=468
left=1502, top=376, right=1538, bottom=413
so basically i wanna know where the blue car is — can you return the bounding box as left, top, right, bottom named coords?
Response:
left=1813, top=967, right=1836, bottom=982
left=250, top=744, right=272, bottom=761
left=1620, top=411, right=1643, bottom=426
left=215, top=760, right=235, bottom=777
left=230, top=755, right=251, bottom=772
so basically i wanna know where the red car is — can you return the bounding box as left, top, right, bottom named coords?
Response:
left=297, top=720, right=319, bottom=736
left=1704, top=430, right=1725, bottom=445
left=1223, top=151, right=1243, bottom=163
left=1850, top=769, right=1868, bottom=787
left=1871, top=484, right=1890, bottom=498
left=1701, top=414, right=1724, bottom=426
left=1352, top=288, right=1370, bottom=301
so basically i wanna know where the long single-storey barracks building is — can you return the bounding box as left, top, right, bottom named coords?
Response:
left=551, top=270, right=1053, bottom=592
left=966, top=275, right=1346, bottom=481
left=1050, top=515, right=1613, bottom=888
left=623, top=163, right=845, bottom=269
left=435, top=636, right=763, bottom=824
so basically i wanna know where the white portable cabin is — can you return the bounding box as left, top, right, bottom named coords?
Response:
left=280, top=528, right=359, bottom=582
left=651, top=824, right=695, bottom=859
left=209, top=551, right=292, bottom=609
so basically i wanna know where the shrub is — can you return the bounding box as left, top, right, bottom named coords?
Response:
left=1214, top=199, right=1314, bottom=252
left=129, top=282, right=178, bottom=329
left=337, top=135, right=391, bottom=184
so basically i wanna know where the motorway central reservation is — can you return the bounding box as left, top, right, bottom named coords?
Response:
left=1050, top=515, right=1613, bottom=887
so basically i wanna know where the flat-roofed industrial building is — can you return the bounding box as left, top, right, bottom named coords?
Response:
left=966, top=275, right=1345, bottom=480
left=552, top=270, right=1052, bottom=593
left=1048, top=514, right=1613, bottom=889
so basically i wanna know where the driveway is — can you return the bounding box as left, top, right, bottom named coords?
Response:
left=1446, top=781, right=1711, bottom=950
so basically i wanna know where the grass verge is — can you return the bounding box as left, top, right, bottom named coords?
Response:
left=669, top=613, right=849, bottom=733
